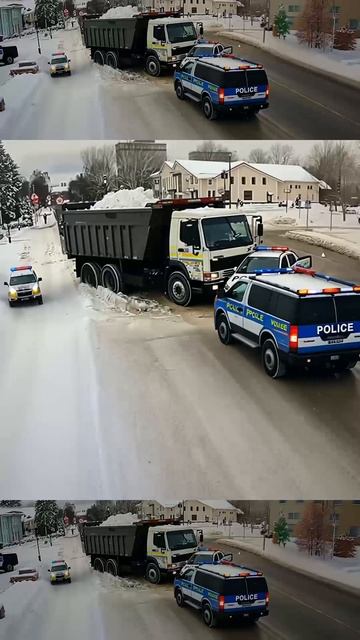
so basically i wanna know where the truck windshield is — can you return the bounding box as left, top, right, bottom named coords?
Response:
left=202, top=216, right=253, bottom=250
left=166, top=23, right=197, bottom=44
left=10, top=274, right=36, bottom=285
left=166, top=529, right=197, bottom=550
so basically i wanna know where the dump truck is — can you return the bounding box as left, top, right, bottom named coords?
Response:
left=0, top=44, right=18, bottom=66
left=0, top=552, right=18, bottom=573
left=83, top=11, right=198, bottom=76
left=81, top=520, right=198, bottom=583
left=59, top=196, right=263, bottom=306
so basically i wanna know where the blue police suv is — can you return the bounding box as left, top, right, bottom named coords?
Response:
left=174, top=561, right=269, bottom=627
left=214, top=266, right=360, bottom=378
left=174, top=55, right=269, bottom=120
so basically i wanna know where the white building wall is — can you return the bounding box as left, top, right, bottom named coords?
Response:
left=183, top=0, right=213, bottom=16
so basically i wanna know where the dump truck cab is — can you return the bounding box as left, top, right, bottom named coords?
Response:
left=146, top=17, right=198, bottom=74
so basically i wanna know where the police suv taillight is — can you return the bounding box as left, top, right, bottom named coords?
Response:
left=218, top=88, right=225, bottom=105
left=289, top=325, right=298, bottom=351
left=218, top=595, right=225, bottom=610
left=266, top=592, right=270, bottom=606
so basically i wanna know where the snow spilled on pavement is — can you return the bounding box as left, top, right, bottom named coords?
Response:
left=91, top=186, right=156, bottom=210
left=80, top=284, right=172, bottom=318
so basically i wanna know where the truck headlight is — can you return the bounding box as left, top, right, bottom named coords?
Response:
left=204, top=272, right=220, bottom=281
left=64, top=64, right=69, bottom=70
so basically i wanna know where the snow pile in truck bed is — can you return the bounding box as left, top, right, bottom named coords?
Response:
left=100, top=512, right=139, bottom=526
left=91, top=187, right=156, bottom=210
left=100, top=5, right=139, bottom=19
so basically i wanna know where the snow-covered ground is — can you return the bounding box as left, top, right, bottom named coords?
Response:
left=218, top=531, right=360, bottom=592
left=285, top=229, right=360, bottom=261
left=202, top=15, right=360, bottom=85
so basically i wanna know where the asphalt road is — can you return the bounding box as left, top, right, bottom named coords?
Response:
left=1, top=535, right=358, bottom=640
left=0, top=223, right=360, bottom=498
left=1, top=26, right=359, bottom=139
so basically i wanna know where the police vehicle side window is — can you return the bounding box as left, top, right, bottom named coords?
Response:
left=195, top=63, right=222, bottom=84
left=182, top=567, right=195, bottom=581
left=287, top=253, right=297, bottom=266
left=280, top=256, right=289, bottom=268
left=335, top=295, right=360, bottom=321
left=181, top=61, right=194, bottom=74
left=230, top=282, right=248, bottom=302
left=194, top=571, right=222, bottom=592
left=247, top=284, right=272, bottom=313
left=153, top=25, right=166, bottom=42
left=270, top=292, right=298, bottom=322
left=180, top=221, right=201, bottom=248
left=298, top=297, right=336, bottom=324
left=153, top=532, right=166, bottom=549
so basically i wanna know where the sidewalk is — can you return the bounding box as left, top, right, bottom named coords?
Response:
left=202, top=15, right=360, bottom=89
left=217, top=536, right=360, bottom=595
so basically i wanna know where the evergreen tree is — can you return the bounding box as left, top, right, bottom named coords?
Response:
left=274, top=515, right=291, bottom=547
left=19, top=195, right=33, bottom=223
left=0, top=141, right=22, bottom=225
left=35, top=0, right=59, bottom=27
left=35, top=500, right=59, bottom=536
left=274, top=5, right=290, bottom=39
left=0, top=500, right=22, bottom=507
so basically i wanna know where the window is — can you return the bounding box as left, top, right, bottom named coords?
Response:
left=252, top=177, right=256, bottom=185
left=279, top=500, right=287, bottom=503
left=230, top=281, right=248, bottom=302
left=194, top=571, right=222, bottom=592
left=230, top=176, right=234, bottom=185
left=153, top=25, right=165, bottom=41
left=287, top=253, right=297, bottom=266
left=192, top=514, right=197, bottom=521
left=153, top=532, right=166, bottom=548
left=352, top=500, right=360, bottom=505
left=262, top=177, right=266, bottom=185
left=196, top=506, right=199, bottom=511
left=270, top=293, right=298, bottom=322
left=207, top=190, right=211, bottom=197
left=242, top=177, right=246, bottom=185
left=244, top=190, right=252, bottom=200
left=288, top=4, right=300, bottom=12
left=288, top=512, right=300, bottom=520
left=182, top=567, right=195, bottom=581
left=190, top=506, right=193, bottom=511
left=181, top=60, right=194, bottom=74
left=349, top=19, right=360, bottom=29
left=203, top=506, right=205, bottom=511
left=180, top=220, right=201, bottom=248
left=248, top=284, right=273, bottom=313
left=298, top=297, right=336, bottom=325
left=335, top=296, right=360, bottom=322
left=280, top=256, right=289, bottom=268
left=208, top=180, right=212, bottom=185
left=333, top=500, right=343, bottom=506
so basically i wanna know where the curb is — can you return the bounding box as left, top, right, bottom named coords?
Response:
left=214, top=29, right=360, bottom=92
left=217, top=538, right=360, bottom=598
left=285, top=230, right=360, bottom=261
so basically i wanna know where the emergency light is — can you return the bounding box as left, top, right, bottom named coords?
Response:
left=255, top=245, right=288, bottom=251
left=10, top=265, right=32, bottom=272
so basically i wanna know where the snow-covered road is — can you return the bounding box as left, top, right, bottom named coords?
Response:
left=0, top=222, right=360, bottom=498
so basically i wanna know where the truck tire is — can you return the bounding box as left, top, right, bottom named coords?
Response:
left=202, top=95, right=217, bottom=121
left=93, top=557, right=105, bottom=573
left=101, top=264, right=124, bottom=294
left=106, top=51, right=118, bottom=69
left=106, top=559, right=118, bottom=576
left=80, top=262, right=101, bottom=288
left=5, top=564, right=13, bottom=572
left=167, top=271, right=192, bottom=307
left=145, top=562, right=161, bottom=584
left=145, top=55, right=161, bottom=77
left=5, top=55, right=14, bottom=65
left=94, top=50, right=104, bottom=66
left=262, top=339, right=286, bottom=379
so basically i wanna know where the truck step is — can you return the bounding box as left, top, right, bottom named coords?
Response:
left=232, top=333, right=258, bottom=349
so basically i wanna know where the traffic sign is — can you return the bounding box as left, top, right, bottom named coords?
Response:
left=64, top=8, right=69, bottom=16
left=31, top=193, right=39, bottom=205
left=56, top=196, right=64, bottom=205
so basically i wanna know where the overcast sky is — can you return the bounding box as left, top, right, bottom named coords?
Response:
left=3, top=139, right=319, bottom=183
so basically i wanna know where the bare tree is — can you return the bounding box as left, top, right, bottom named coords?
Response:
left=81, top=145, right=118, bottom=198
left=116, top=146, right=163, bottom=190
left=191, top=141, right=238, bottom=161
left=297, top=0, right=332, bottom=50
left=295, top=502, right=331, bottom=557
left=248, top=148, right=271, bottom=163
left=269, top=143, right=295, bottom=165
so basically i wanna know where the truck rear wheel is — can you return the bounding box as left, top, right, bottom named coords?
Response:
left=106, top=559, right=118, bottom=576
left=93, top=558, right=105, bottom=573
left=80, top=262, right=101, bottom=288
left=101, top=264, right=124, bottom=294
left=167, top=271, right=192, bottom=307
left=145, top=563, right=161, bottom=584
left=94, top=50, right=104, bottom=66
left=5, top=564, right=13, bottom=572
left=145, top=55, right=161, bottom=77
left=106, top=51, right=118, bottom=69
left=5, top=56, right=14, bottom=65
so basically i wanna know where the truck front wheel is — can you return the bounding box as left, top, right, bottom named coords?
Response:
left=145, top=56, right=161, bottom=77
left=80, top=262, right=101, bottom=288
left=5, top=56, right=14, bottom=65
left=5, top=564, right=13, bottom=572
left=145, top=563, right=161, bottom=584
left=167, top=271, right=192, bottom=306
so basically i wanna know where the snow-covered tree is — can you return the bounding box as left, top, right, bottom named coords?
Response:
left=35, top=0, right=59, bottom=27
left=248, top=148, right=271, bottom=163
left=273, top=515, right=291, bottom=547
left=0, top=141, right=22, bottom=225
left=35, top=500, right=59, bottom=536
left=274, top=5, right=290, bottom=39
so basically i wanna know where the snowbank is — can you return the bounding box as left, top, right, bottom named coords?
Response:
left=100, top=5, right=139, bottom=19
left=100, top=512, right=139, bottom=526
left=80, top=284, right=172, bottom=317
left=217, top=536, right=360, bottom=593
left=91, top=187, right=156, bottom=210
left=285, top=230, right=360, bottom=261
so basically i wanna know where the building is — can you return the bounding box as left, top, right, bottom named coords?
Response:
left=189, top=150, right=234, bottom=162
left=0, top=1, right=23, bottom=37
left=138, top=500, right=242, bottom=523
left=141, top=0, right=181, bottom=12
left=269, top=501, right=360, bottom=537
left=116, top=140, right=167, bottom=168
left=269, top=1, right=360, bottom=32
left=151, top=159, right=325, bottom=202
left=0, top=510, right=23, bottom=546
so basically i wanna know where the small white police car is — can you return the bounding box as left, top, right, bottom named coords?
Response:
left=4, top=265, right=43, bottom=307
left=224, top=246, right=304, bottom=291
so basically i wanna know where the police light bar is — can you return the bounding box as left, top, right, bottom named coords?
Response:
left=254, top=268, right=292, bottom=275
left=255, top=245, right=288, bottom=251
left=10, top=265, right=32, bottom=272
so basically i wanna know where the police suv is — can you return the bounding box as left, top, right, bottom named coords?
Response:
left=224, top=245, right=301, bottom=291
left=4, top=265, right=43, bottom=307
left=187, top=41, right=232, bottom=58
left=174, top=55, right=269, bottom=120
left=174, top=561, right=269, bottom=627
left=187, top=549, right=232, bottom=565
left=214, top=266, right=360, bottom=378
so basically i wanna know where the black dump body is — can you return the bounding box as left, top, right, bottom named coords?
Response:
left=0, top=45, right=18, bottom=64
left=0, top=552, right=18, bottom=571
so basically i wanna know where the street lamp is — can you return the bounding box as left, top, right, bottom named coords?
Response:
left=228, top=153, right=232, bottom=209
left=284, top=187, right=291, bottom=214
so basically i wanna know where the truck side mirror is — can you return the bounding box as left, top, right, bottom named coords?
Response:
left=38, top=277, right=42, bottom=282
left=257, top=222, right=264, bottom=237
left=4, top=282, right=8, bottom=286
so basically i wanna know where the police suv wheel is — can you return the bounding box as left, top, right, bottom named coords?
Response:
left=175, top=588, right=184, bottom=607
left=8, top=301, right=15, bottom=308
left=217, top=314, right=233, bottom=345
left=167, top=272, right=192, bottom=306
left=202, top=603, right=216, bottom=627
left=262, top=339, right=286, bottom=379
left=38, top=296, right=43, bottom=305
left=146, top=56, right=161, bottom=77
left=202, top=96, right=217, bottom=121
left=146, top=563, right=161, bottom=584
left=175, top=82, right=185, bottom=100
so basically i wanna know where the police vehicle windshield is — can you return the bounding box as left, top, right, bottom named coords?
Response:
left=202, top=216, right=252, bottom=250
left=51, top=56, right=67, bottom=64
left=166, top=529, right=197, bottom=550
left=9, top=274, right=36, bottom=285
left=238, top=256, right=280, bottom=272
left=52, top=563, right=67, bottom=571
left=166, top=23, right=197, bottom=43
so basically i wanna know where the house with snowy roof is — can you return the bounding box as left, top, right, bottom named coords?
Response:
left=0, top=506, right=35, bottom=545
left=0, top=0, right=35, bottom=36
left=137, top=500, right=242, bottom=523
left=151, top=159, right=329, bottom=204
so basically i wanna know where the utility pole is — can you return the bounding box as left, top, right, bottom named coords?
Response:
left=228, top=153, right=232, bottom=208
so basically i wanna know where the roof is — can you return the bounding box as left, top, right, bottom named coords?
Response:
left=151, top=17, right=195, bottom=24
left=169, top=160, right=321, bottom=184
left=152, top=499, right=241, bottom=512
left=249, top=163, right=320, bottom=184
left=0, top=506, right=35, bottom=519
left=250, top=271, right=355, bottom=294
left=192, top=56, right=261, bottom=71
left=197, top=564, right=260, bottom=578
